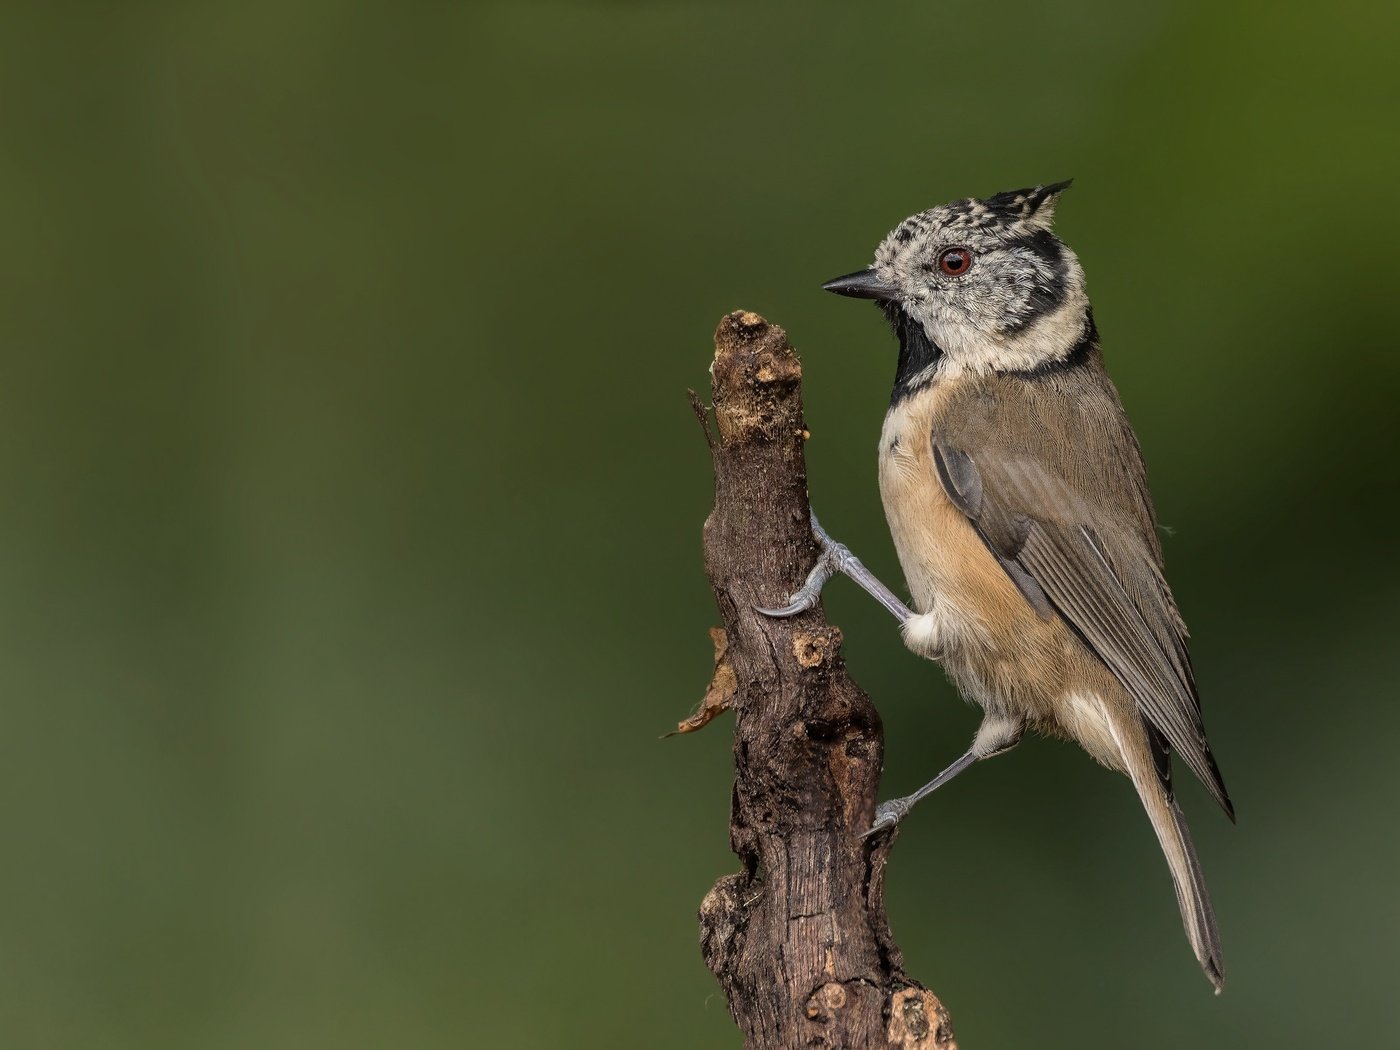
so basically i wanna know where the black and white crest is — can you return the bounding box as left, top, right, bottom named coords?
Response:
left=889, top=181, right=1073, bottom=247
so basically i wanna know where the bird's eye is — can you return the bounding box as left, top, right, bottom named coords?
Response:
left=938, top=248, right=972, bottom=277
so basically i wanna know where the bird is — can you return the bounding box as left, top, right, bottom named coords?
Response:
left=758, top=182, right=1233, bottom=992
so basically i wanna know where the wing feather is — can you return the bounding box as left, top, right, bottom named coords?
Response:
left=934, top=438, right=1233, bottom=819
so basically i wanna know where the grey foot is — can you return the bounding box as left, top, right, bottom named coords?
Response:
left=755, top=514, right=853, bottom=618
left=861, top=798, right=912, bottom=840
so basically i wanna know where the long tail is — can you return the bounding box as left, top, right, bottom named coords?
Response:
left=1129, top=765, right=1225, bottom=992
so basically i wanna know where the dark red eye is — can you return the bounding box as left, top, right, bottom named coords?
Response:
left=938, top=248, right=972, bottom=277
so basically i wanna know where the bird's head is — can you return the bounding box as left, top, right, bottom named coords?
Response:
left=826, top=182, right=1092, bottom=386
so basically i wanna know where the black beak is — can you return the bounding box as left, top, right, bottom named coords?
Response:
left=821, top=268, right=899, bottom=301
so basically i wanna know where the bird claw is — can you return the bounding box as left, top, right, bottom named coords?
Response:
left=755, top=511, right=915, bottom=626
left=755, top=518, right=852, bottom=619
left=754, top=597, right=815, bottom=618
left=755, top=567, right=835, bottom=618
left=860, top=800, right=908, bottom=840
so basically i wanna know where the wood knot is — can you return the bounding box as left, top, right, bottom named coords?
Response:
left=793, top=626, right=842, bottom=669
left=716, top=310, right=775, bottom=348
left=698, top=874, right=749, bottom=979
left=752, top=351, right=800, bottom=391
left=804, top=981, right=847, bottom=1020
left=887, top=987, right=957, bottom=1049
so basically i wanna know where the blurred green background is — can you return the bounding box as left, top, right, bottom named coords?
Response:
left=0, top=1, right=1397, bottom=1046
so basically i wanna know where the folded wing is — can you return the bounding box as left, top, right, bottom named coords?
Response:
left=933, top=439, right=1233, bottom=819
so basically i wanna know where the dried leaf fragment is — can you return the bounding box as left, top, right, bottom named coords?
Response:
left=667, top=627, right=737, bottom=736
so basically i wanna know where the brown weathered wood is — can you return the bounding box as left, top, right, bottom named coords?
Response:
left=693, top=310, right=956, bottom=1049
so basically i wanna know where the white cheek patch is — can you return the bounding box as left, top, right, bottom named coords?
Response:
left=901, top=253, right=1090, bottom=377
left=936, top=293, right=1089, bottom=376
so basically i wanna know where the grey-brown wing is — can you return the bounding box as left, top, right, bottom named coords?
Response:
left=934, top=441, right=1233, bottom=819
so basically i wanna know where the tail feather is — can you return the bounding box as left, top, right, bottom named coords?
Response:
left=1137, top=776, right=1225, bottom=992
left=1085, top=699, right=1226, bottom=991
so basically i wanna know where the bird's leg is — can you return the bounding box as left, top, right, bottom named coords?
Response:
left=756, top=512, right=913, bottom=623
left=863, top=715, right=1024, bottom=838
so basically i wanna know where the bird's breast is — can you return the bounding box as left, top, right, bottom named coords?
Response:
left=877, top=381, right=1074, bottom=712
left=878, top=384, right=1000, bottom=635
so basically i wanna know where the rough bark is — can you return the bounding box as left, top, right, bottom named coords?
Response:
left=692, top=310, right=956, bottom=1050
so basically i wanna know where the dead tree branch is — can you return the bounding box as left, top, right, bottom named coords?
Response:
left=689, top=310, right=956, bottom=1049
